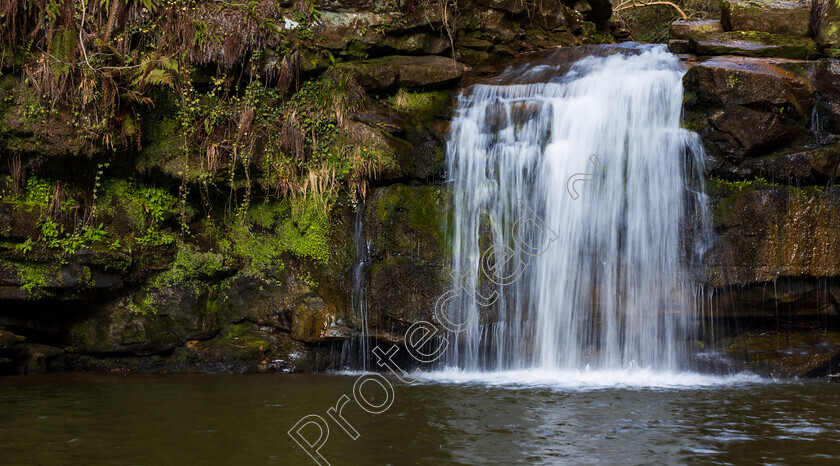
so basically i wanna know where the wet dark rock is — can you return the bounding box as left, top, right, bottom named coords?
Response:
left=733, top=146, right=840, bottom=183
left=67, top=286, right=217, bottom=355
left=709, top=105, right=804, bottom=157
left=363, top=184, right=450, bottom=340
left=15, top=342, right=64, bottom=374
left=667, top=39, right=692, bottom=54
left=705, top=184, right=840, bottom=287
left=716, top=330, right=840, bottom=377
left=684, top=56, right=815, bottom=165
left=711, top=278, right=840, bottom=317
left=814, top=59, right=840, bottom=132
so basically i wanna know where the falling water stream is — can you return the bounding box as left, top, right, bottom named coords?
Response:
left=440, top=44, right=709, bottom=377
left=339, top=207, right=372, bottom=370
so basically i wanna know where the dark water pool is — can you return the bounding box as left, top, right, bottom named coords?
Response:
left=1, top=372, right=839, bottom=464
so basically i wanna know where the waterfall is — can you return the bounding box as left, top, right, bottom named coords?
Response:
left=443, top=44, right=708, bottom=373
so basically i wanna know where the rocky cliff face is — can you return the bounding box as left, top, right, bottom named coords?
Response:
left=2, top=0, right=840, bottom=378
left=0, top=0, right=616, bottom=375
left=676, top=9, right=840, bottom=376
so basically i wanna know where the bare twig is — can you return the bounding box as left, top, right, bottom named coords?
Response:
left=76, top=0, right=95, bottom=71
left=614, top=0, right=688, bottom=20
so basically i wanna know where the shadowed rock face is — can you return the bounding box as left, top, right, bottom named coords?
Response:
left=338, top=55, right=469, bottom=90
left=362, top=184, right=450, bottom=341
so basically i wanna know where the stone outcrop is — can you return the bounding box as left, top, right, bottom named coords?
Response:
left=684, top=56, right=814, bottom=166
left=721, top=0, right=811, bottom=37
left=687, top=31, right=818, bottom=59
left=706, top=184, right=840, bottom=287
left=715, top=330, right=840, bottom=377
left=338, top=55, right=469, bottom=89
left=672, top=5, right=840, bottom=374
left=363, top=184, right=450, bottom=341
left=5, top=0, right=840, bottom=378
left=816, top=0, right=840, bottom=54
left=670, top=19, right=724, bottom=39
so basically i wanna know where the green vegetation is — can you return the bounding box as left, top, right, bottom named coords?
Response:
left=99, top=180, right=179, bottom=247
left=151, top=242, right=225, bottom=290
left=214, top=195, right=332, bottom=278
left=706, top=177, right=780, bottom=196
left=0, top=0, right=386, bottom=282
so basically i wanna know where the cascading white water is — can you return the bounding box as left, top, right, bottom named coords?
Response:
left=443, top=44, right=708, bottom=373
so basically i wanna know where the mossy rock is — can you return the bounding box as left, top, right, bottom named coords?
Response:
left=0, top=75, right=91, bottom=157
left=721, top=0, right=810, bottom=37
left=360, top=184, right=451, bottom=336
left=66, top=284, right=219, bottom=354
left=705, top=183, right=840, bottom=285
left=690, top=31, right=819, bottom=59
left=366, top=183, right=449, bottom=262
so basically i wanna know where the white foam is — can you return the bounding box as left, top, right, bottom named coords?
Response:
left=414, top=367, right=765, bottom=390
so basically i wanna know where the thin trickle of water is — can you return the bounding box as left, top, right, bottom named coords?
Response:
left=444, top=44, right=709, bottom=372
left=340, top=206, right=372, bottom=370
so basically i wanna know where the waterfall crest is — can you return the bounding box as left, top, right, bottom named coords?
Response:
left=444, top=44, right=708, bottom=372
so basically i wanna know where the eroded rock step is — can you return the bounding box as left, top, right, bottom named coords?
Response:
left=721, top=0, right=811, bottom=37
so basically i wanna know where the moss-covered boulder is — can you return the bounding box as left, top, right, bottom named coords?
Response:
left=721, top=0, right=811, bottom=37
left=66, top=284, right=220, bottom=355
left=706, top=180, right=840, bottom=286
left=14, top=342, right=65, bottom=374
left=688, top=31, right=818, bottom=59
left=817, top=0, right=840, bottom=54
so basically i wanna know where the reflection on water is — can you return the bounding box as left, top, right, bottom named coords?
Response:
left=1, top=373, right=839, bottom=464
